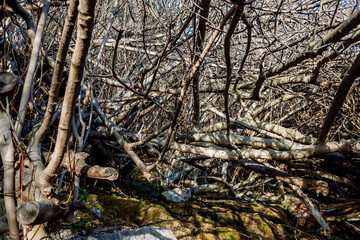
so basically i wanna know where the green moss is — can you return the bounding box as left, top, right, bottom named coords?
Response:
left=216, top=227, right=240, bottom=240
left=86, top=193, right=183, bottom=229
left=239, top=212, right=275, bottom=239
left=193, top=212, right=216, bottom=229
left=142, top=205, right=173, bottom=223
left=198, top=231, right=216, bottom=240
left=280, top=200, right=291, bottom=210
left=86, top=194, right=144, bottom=224
left=77, top=191, right=318, bottom=240
left=140, top=204, right=182, bottom=228
left=249, top=203, right=288, bottom=221
left=190, top=203, right=201, bottom=209
left=173, top=227, right=192, bottom=238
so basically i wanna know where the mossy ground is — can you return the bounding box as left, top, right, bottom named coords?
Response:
left=70, top=191, right=320, bottom=239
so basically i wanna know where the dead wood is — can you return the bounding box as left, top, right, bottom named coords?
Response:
left=60, top=151, right=118, bottom=181
left=43, top=151, right=119, bottom=181
left=17, top=198, right=85, bottom=226
left=238, top=159, right=329, bottom=196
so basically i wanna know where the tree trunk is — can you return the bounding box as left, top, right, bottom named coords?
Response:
left=39, top=0, right=97, bottom=186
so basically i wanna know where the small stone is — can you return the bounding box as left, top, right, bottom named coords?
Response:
left=91, top=207, right=101, bottom=218
left=162, top=188, right=192, bottom=202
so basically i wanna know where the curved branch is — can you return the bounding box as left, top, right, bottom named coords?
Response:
left=224, top=6, right=243, bottom=134
left=317, top=51, right=360, bottom=143
left=14, top=0, right=51, bottom=138
left=233, top=14, right=252, bottom=91
left=7, top=0, right=36, bottom=44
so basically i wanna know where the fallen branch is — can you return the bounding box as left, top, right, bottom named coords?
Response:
left=162, top=139, right=350, bottom=162
left=290, top=184, right=331, bottom=236
left=207, top=106, right=317, bottom=144
left=286, top=160, right=359, bottom=187
left=178, top=132, right=306, bottom=151
left=238, top=159, right=329, bottom=196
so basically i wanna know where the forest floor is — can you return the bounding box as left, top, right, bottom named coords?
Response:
left=44, top=187, right=359, bottom=240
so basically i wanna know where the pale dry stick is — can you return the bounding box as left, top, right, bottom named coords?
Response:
left=269, top=23, right=337, bottom=54
left=154, top=137, right=332, bottom=194
left=77, top=83, right=93, bottom=149
left=14, top=0, right=51, bottom=138
left=310, top=8, right=360, bottom=50
left=197, top=121, right=234, bottom=133
left=208, top=106, right=317, bottom=145
left=202, top=116, right=290, bottom=141
left=3, top=2, right=50, bottom=239
left=197, top=175, right=239, bottom=197
left=101, top=43, right=181, bottom=61
left=178, top=132, right=306, bottom=151
left=267, top=75, right=313, bottom=87
left=161, top=139, right=350, bottom=163
left=70, top=0, right=120, bottom=201
left=238, top=158, right=328, bottom=195
left=71, top=115, right=84, bottom=202
left=206, top=106, right=268, bottom=131
left=310, top=27, right=360, bottom=83
left=128, top=123, right=171, bottom=149
left=251, top=94, right=300, bottom=118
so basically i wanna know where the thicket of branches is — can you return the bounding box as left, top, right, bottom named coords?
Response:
left=1, top=0, right=360, bottom=239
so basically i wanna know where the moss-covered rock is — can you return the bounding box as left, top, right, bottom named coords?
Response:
left=216, top=227, right=241, bottom=240
left=74, top=191, right=318, bottom=240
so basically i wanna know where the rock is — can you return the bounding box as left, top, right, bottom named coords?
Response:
left=0, top=221, right=9, bottom=234
left=91, top=207, right=101, bottom=218
left=71, top=227, right=177, bottom=240
left=50, top=228, right=76, bottom=240
left=162, top=188, right=192, bottom=202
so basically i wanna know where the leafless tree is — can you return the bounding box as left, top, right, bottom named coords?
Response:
left=1, top=0, right=360, bottom=239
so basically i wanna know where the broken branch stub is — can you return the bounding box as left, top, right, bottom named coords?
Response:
left=60, top=151, right=119, bottom=181
left=16, top=199, right=85, bottom=226
left=17, top=199, right=68, bottom=226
